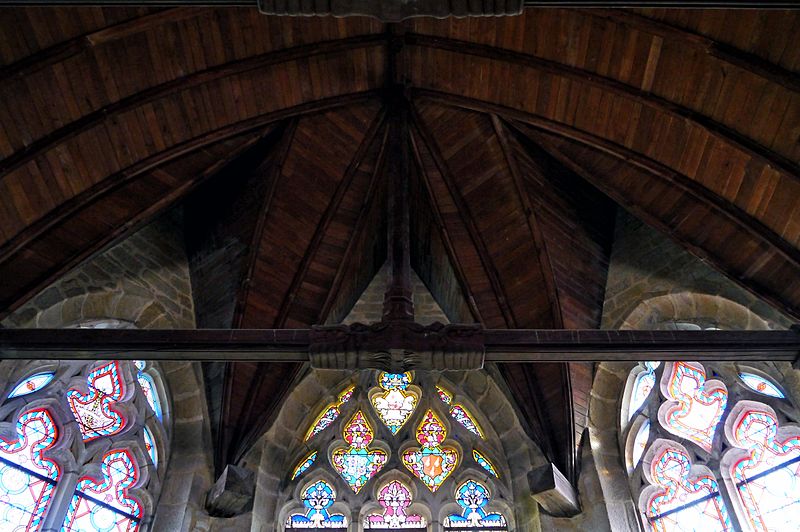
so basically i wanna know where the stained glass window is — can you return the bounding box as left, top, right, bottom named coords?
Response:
left=437, top=386, right=453, bottom=406
left=286, top=480, right=347, bottom=528
left=435, top=386, right=484, bottom=439
left=331, top=411, right=387, bottom=493
left=62, top=449, right=142, bottom=532
left=371, top=373, right=418, bottom=435
left=659, top=361, right=727, bottom=452
left=401, top=410, right=458, bottom=492
left=640, top=440, right=731, bottom=532
left=291, top=451, right=317, bottom=481
left=304, top=385, right=355, bottom=442
left=143, top=426, right=157, bottom=468
left=66, top=361, right=127, bottom=442
left=626, top=362, right=660, bottom=422
left=364, top=480, right=426, bottom=529
left=723, top=402, right=800, bottom=531
left=472, top=450, right=499, bottom=478
left=738, top=373, right=784, bottom=399
left=135, top=364, right=162, bottom=422
left=627, top=419, right=650, bottom=474
left=0, top=408, right=60, bottom=532
left=443, top=480, right=507, bottom=530
left=8, top=372, right=56, bottom=399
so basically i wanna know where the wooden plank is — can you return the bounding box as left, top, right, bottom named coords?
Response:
left=0, top=34, right=386, bottom=178
left=404, top=33, right=800, bottom=185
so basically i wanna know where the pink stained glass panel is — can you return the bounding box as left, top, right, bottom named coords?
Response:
left=364, top=480, right=426, bottom=529
left=0, top=408, right=60, bottom=532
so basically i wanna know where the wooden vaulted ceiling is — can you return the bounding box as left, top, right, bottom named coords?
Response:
left=1, top=7, right=799, bottom=482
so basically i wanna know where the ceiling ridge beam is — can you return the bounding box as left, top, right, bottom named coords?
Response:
left=232, top=119, right=299, bottom=328
left=581, top=8, right=800, bottom=94
left=490, top=114, right=564, bottom=329
left=413, top=90, right=800, bottom=270
left=0, top=8, right=209, bottom=83
left=0, top=91, right=380, bottom=268
left=274, top=109, right=388, bottom=327
left=409, top=102, right=517, bottom=328
left=409, top=127, right=483, bottom=324
left=318, top=127, right=390, bottom=325
left=404, top=33, right=800, bottom=185
left=0, top=33, right=387, bottom=178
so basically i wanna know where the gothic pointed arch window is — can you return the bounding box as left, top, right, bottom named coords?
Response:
left=620, top=353, right=799, bottom=531
left=0, top=407, right=61, bottom=531
left=278, top=371, right=514, bottom=532
left=0, top=319, right=170, bottom=531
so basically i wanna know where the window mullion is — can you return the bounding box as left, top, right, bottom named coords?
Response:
left=40, top=467, right=79, bottom=532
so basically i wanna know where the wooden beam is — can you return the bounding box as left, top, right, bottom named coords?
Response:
left=318, top=128, right=389, bottom=324
left=1, top=327, right=797, bottom=362
left=490, top=114, right=563, bottom=328
left=404, top=33, right=800, bottom=184
left=412, top=90, right=800, bottom=272
left=0, top=8, right=208, bottom=82
left=582, top=8, right=800, bottom=94
left=232, top=119, right=298, bottom=327
left=383, top=98, right=415, bottom=322
left=0, top=91, right=380, bottom=268
left=410, top=102, right=517, bottom=328
left=409, top=127, right=483, bottom=324
left=275, top=110, right=387, bottom=326
left=0, top=128, right=273, bottom=320
left=0, top=34, right=387, bottom=178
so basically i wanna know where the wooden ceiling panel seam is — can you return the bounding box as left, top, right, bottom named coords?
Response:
left=402, top=35, right=800, bottom=184
left=0, top=34, right=388, bottom=179
left=582, top=8, right=800, bottom=91
left=273, top=107, right=388, bottom=328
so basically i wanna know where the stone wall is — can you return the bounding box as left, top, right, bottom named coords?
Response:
left=337, top=262, right=451, bottom=325
left=601, top=210, right=793, bottom=330
left=588, top=212, right=798, bottom=532
left=3, top=212, right=195, bottom=330
left=1, top=213, right=216, bottom=532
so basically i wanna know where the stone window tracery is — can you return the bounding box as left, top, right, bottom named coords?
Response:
left=0, top=322, right=170, bottom=531
left=621, top=358, right=797, bottom=532
left=279, top=372, right=513, bottom=532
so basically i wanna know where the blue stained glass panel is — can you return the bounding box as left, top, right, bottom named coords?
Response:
left=738, top=373, right=784, bottom=398
left=8, top=372, right=55, bottom=399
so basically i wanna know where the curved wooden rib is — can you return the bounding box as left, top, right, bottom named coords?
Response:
left=0, top=34, right=386, bottom=178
